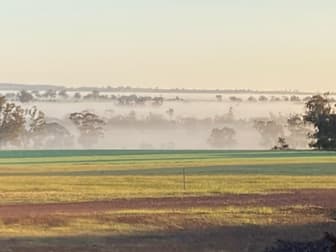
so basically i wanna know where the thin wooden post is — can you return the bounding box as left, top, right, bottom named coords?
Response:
left=182, top=168, right=186, bottom=191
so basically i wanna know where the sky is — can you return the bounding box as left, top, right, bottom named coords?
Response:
left=0, top=0, right=335, bottom=91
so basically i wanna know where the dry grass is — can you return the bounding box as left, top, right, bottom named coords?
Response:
left=0, top=206, right=329, bottom=238
left=0, top=175, right=335, bottom=204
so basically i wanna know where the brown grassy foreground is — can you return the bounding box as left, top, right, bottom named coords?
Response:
left=0, top=189, right=335, bottom=251
left=0, top=150, right=336, bottom=251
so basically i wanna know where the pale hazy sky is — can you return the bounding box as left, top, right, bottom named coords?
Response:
left=0, top=0, right=335, bottom=91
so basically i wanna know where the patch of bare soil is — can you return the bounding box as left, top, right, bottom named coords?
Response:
left=0, top=189, right=335, bottom=218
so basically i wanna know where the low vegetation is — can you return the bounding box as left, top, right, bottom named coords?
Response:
left=0, top=150, right=334, bottom=251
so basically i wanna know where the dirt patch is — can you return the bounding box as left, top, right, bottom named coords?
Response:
left=0, top=189, right=335, bottom=218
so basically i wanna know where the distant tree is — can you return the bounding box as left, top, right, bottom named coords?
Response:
left=24, top=106, right=46, bottom=133
left=31, top=90, right=41, bottom=98
left=305, top=94, right=331, bottom=122
left=254, top=119, right=284, bottom=147
left=22, top=106, right=71, bottom=148
left=216, top=95, right=223, bottom=102
left=152, top=97, right=163, bottom=106
left=0, top=96, right=72, bottom=148
left=290, top=95, right=301, bottom=102
left=30, top=122, right=73, bottom=149
left=43, top=89, right=57, bottom=100
left=69, top=111, right=105, bottom=148
left=286, top=114, right=311, bottom=149
left=247, top=96, right=257, bottom=102
left=282, top=96, right=289, bottom=102
left=208, top=127, right=236, bottom=148
left=74, top=92, right=82, bottom=100
left=18, top=90, right=34, bottom=103
left=166, top=108, right=174, bottom=120
left=227, top=107, right=234, bottom=121
left=303, top=94, right=336, bottom=149
left=92, top=90, right=100, bottom=100
left=0, top=97, right=25, bottom=147
left=58, top=89, right=68, bottom=99
left=83, top=90, right=102, bottom=101
left=258, top=96, right=268, bottom=102
left=229, top=96, right=242, bottom=102
left=270, top=96, right=281, bottom=102
left=272, top=137, right=289, bottom=150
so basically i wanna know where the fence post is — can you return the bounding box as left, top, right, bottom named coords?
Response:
left=183, top=168, right=186, bottom=191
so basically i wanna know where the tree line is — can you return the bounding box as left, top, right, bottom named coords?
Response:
left=0, top=93, right=335, bottom=150
left=209, top=94, right=336, bottom=150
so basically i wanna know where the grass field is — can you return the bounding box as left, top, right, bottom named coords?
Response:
left=0, top=150, right=336, bottom=251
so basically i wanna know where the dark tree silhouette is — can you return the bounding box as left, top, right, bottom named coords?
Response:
left=0, top=97, right=25, bottom=147
left=304, top=94, right=336, bottom=149
left=272, top=137, right=289, bottom=150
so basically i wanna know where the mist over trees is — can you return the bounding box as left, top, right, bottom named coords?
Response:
left=69, top=111, right=105, bottom=148
left=0, top=89, right=335, bottom=150
left=208, top=127, right=236, bottom=148
left=0, top=97, right=25, bottom=147
left=0, top=97, right=71, bottom=148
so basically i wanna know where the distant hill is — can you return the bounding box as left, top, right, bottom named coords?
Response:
left=0, top=83, right=64, bottom=91
left=0, top=82, right=315, bottom=95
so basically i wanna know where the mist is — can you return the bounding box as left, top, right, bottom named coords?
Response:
left=0, top=90, right=315, bottom=150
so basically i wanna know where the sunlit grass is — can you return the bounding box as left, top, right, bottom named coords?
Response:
left=0, top=175, right=334, bottom=204
left=0, top=150, right=334, bottom=249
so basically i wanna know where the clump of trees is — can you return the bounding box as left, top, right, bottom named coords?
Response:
left=216, top=95, right=222, bottom=102
left=166, top=108, right=174, bottom=120
left=229, top=96, right=243, bottom=102
left=69, top=111, right=105, bottom=148
left=303, top=94, right=336, bottom=150
left=58, top=89, right=69, bottom=99
left=3, top=89, right=336, bottom=150
left=290, top=95, right=301, bottom=102
left=247, top=96, right=257, bottom=102
left=254, top=119, right=284, bottom=147
left=18, top=90, right=34, bottom=103
left=259, top=95, right=268, bottom=102
left=208, top=127, right=236, bottom=148
left=42, top=89, right=57, bottom=100
left=0, top=97, right=71, bottom=148
left=286, top=114, right=311, bottom=149
left=272, top=137, right=289, bottom=150
left=0, top=97, right=25, bottom=147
